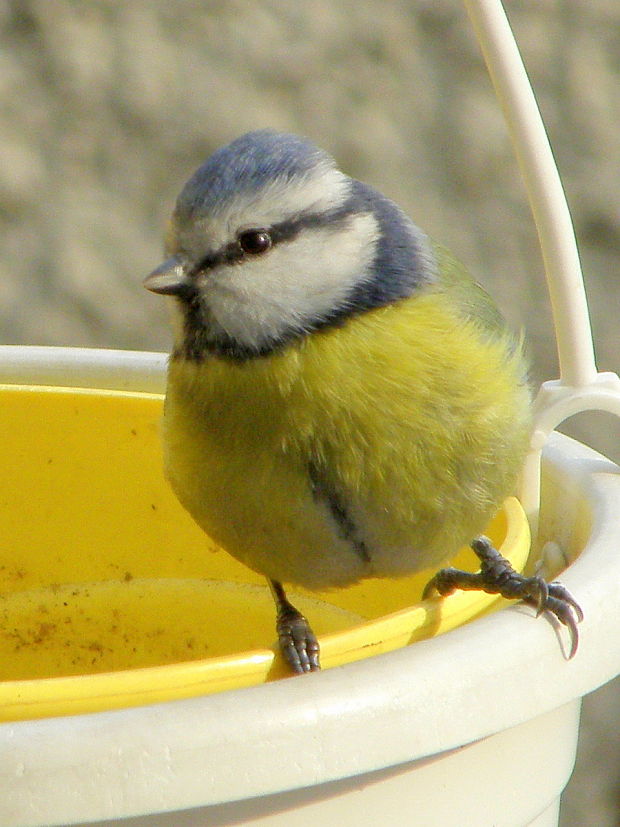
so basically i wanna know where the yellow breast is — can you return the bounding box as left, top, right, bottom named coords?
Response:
left=162, top=289, right=531, bottom=590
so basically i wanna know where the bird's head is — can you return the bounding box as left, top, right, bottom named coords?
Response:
left=144, top=130, right=436, bottom=359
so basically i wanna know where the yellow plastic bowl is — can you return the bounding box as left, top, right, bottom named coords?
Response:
left=0, top=384, right=530, bottom=721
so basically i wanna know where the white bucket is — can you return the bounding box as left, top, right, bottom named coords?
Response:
left=0, top=347, right=618, bottom=827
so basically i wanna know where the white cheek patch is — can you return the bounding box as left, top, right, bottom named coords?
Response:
left=204, top=211, right=380, bottom=349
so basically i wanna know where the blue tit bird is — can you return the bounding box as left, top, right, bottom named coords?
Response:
left=144, top=130, right=582, bottom=673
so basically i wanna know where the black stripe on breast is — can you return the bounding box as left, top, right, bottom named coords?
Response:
left=308, top=461, right=371, bottom=563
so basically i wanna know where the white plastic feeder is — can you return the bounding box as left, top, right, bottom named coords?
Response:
left=0, top=1, right=619, bottom=826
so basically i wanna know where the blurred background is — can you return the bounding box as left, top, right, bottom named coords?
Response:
left=0, top=1, right=618, bottom=822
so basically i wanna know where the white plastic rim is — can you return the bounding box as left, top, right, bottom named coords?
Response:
left=0, top=347, right=619, bottom=825
left=0, top=345, right=167, bottom=394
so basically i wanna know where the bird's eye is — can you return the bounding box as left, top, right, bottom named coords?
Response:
left=238, top=229, right=272, bottom=256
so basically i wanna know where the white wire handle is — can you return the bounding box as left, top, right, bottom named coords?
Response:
left=463, top=0, right=620, bottom=533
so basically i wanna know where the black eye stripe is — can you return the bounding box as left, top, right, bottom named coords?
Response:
left=192, top=201, right=358, bottom=276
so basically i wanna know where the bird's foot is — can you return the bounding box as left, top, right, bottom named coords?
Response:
left=276, top=606, right=321, bottom=674
left=270, top=580, right=320, bottom=673
left=423, top=535, right=583, bottom=658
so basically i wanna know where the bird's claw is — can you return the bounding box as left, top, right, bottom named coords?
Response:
left=276, top=607, right=320, bottom=674
left=424, top=535, right=584, bottom=658
left=521, top=580, right=584, bottom=659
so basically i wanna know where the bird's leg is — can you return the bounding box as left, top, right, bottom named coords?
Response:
left=269, top=579, right=321, bottom=674
left=423, top=535, right=584, bottom=658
